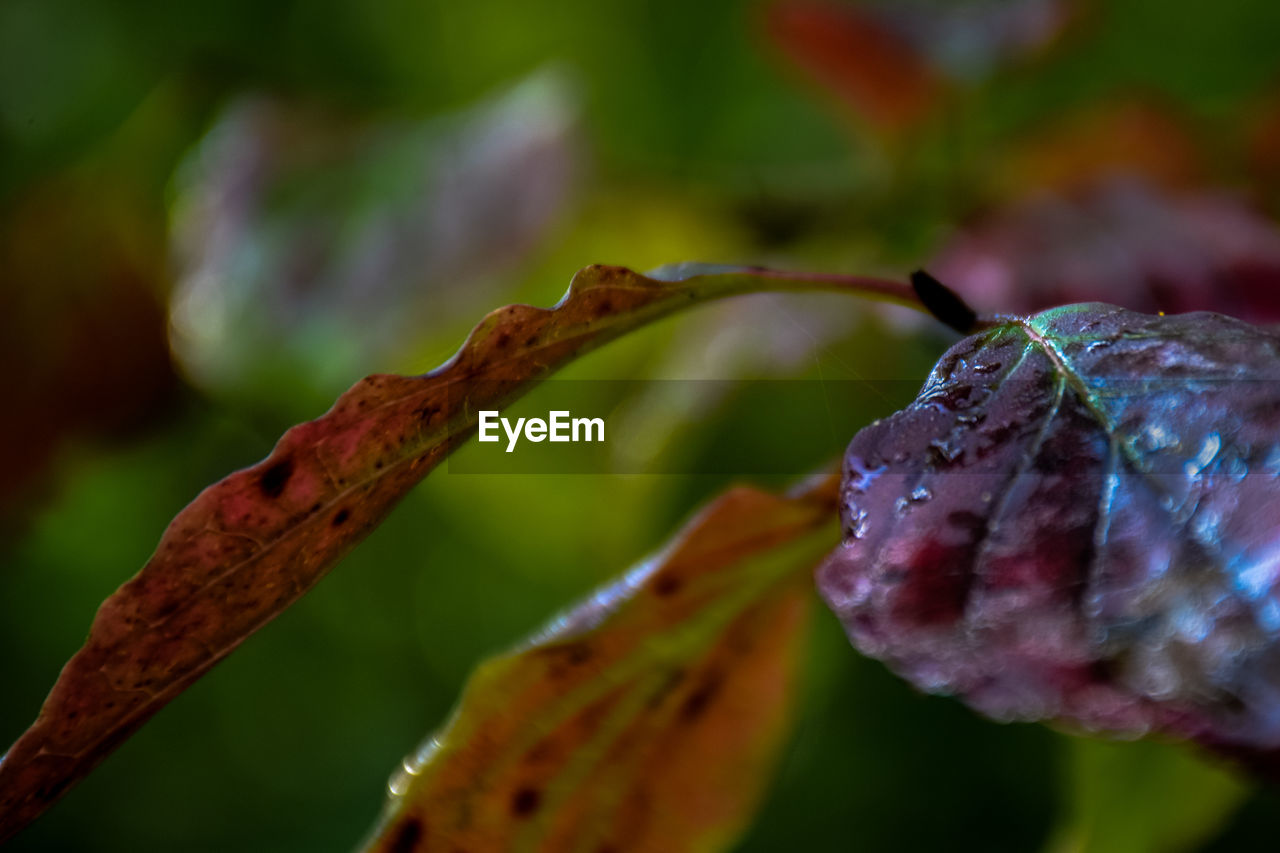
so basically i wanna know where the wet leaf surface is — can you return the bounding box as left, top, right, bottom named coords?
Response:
left=817, top=302, right=1280, bottom=776
left=0, top=263, right=915, bottom=843
left=362, top=475, right=838, bottom=853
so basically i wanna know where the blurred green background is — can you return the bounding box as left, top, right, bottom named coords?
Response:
left=4, top=0, right=1280, bottom=850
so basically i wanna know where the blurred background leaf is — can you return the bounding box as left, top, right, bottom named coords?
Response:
left=3, top=0, right=1280, bottom=850
left=365, top=478, right=836, bottom=853
left=1045, top=738, right=1249, bottom=853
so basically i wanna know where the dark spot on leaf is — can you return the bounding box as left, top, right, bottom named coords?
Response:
left=36, top=778, right=70, bottom=802
left=647, top=668, right=686, bottom=709
left=596, top=298, right=614, bottom=316
left=384, top=816, right=424, bottom=853
left=891, top=539, right=975, bottom=626
left=680, top=670, right=725, bottom=721
left=332, top=508, right=350, bottom=527
left=511, top=786, right=541, bottom=817
left=549, top=641, right=592, bottom=666
left=945, top=510, right=986, bottom=534
left=495, top=332, right=512, bottom=349
left=532, top=641, right=594, bottom=680
left=258, top=458, right=294, bottom=499
left=1216, top=691, right=1248, bottom=715
left=564, top=642, right=593, bottom=665
left=653, top=575, right=682, bottom=597
left=1089, top=657, right=1119, bottom=683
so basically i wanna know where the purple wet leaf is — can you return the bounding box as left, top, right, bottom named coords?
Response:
left=817, top=302, right=1280, bottom=776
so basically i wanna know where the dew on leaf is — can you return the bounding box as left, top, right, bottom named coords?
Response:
left=1184, top=432, right=1222, bottom=478
left=847, top=507, right=870, bottom=539
left=817, top=302, right=1280, bottom=775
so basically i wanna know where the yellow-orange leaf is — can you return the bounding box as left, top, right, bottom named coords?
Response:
left=361, top=474, right=839, bottom=853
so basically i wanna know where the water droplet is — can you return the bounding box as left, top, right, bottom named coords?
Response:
left=1138, top=655, right=1181, bottom=700
left=1264, top=446, right=1280, bottom=477
left=1138, top=422, right=1178, bottom=453
left=922, top=382, right=976, bottom=412
left=928, top=439, right=962, bottom=464
left=1236, top=558, right=1276, bottom=599
left=388, top=772, right=410, bottom=797
left=388, top=751, right=429, bottom=796
left=1190, top=506, right=1221, bottom=541
left=1173, top=606, right=1211, bottom=644
left=1183, top=432, right=1221, bottom=479
left=847, top=507, right=870, bottom=539
left=848, top=460, right=887, bottom=491
left=911, top=486, right=933, bottom=503
left=1261, top=600, right=1280, bottom=633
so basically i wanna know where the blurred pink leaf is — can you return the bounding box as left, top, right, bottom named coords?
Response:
left=931, top=176, right=1280, bottom=322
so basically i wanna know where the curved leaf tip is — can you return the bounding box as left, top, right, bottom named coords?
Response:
left=0, top=262, right=902, bottom=843
left=361, top=474, right=839, bottom=853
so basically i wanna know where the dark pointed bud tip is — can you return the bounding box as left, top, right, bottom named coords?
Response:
left=911, top=270, right=978, bottom=334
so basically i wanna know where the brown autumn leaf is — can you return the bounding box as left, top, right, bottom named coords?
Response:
left=0, top=171, right=177, bottom=528
left=361, top=474, right=839, bottom=853
left=994, top=100, right=1204, bottom=198
left=766, top=0, right=1075, bottom=134
left=767, top=0, right=945, bottom=133
left=0, top=263, right=918, bottom=843
left=1246, top=87, right=1280, bottom=213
